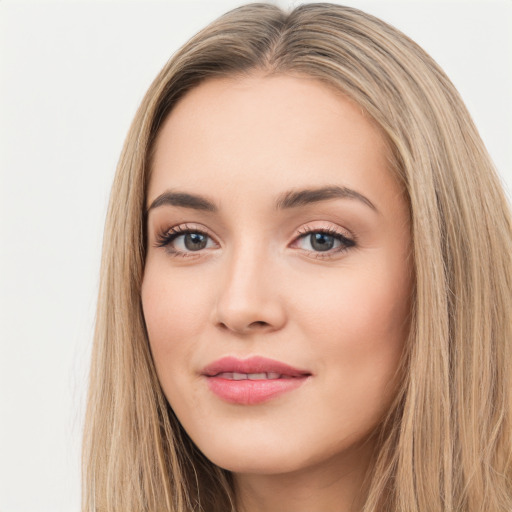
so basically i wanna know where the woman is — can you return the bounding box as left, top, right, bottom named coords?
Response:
left=82, top=3, right=512, bottom=511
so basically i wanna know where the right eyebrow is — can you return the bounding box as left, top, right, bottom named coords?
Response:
left=146, top=191, right=218, bottom=214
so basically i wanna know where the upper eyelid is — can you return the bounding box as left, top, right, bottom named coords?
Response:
left=296, top=224, right=354, bottom=239
left=156, top=219, right=352, bottom=234
left=165, top=223, right=215, bottom=238
left=155, top=223, right=353, bottom=242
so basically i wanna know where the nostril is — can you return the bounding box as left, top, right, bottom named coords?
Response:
left=216, top=319, right=271, bottom=334
left=250, top=321, right=269, bottom=328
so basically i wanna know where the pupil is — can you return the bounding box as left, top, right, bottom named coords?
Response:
left=185, top=233, right=207, bottom=251
left=311, top=233, right=334, bottom=251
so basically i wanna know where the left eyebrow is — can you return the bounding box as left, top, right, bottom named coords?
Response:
left=275, top=186, right=377, bottom=212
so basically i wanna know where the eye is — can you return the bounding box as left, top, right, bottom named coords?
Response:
left=155, top=225, right=217, bottom=257
left=293, top=226, right=355, bottom=257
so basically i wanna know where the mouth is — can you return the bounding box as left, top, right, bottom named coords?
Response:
left=201, top=356, right=312, bottom=405
left=213, top=372, right=294, bottom=380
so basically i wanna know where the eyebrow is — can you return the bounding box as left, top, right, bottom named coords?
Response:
left=276, top=186, right=377, bottom=212
left=148, top=191, right=217, bottom=213
left=146, top=185, right=377, bottom=214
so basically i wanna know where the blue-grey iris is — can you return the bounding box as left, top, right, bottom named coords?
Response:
left=311, top=233, right=335, bottom=251
left=185, top=233, right=208, bottom=250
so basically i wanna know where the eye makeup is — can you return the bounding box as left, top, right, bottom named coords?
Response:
left=153, top=222, right=356, bottom=260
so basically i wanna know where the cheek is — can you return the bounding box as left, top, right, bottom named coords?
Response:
left=290, top=261, right=410, bottom=394
left=293, top=263, right=410, bottom=343
left=141, top=263, right=211, bottom=371
left=308, top=283, right=407, bottom=435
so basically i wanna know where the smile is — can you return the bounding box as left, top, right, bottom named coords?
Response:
left=201, top=356, right=311, bottom=405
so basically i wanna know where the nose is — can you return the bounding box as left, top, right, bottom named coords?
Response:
left=212, top=245, right=287, bottom=335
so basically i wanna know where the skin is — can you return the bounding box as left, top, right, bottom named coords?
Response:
left=142, top=73, right=412, bottom=512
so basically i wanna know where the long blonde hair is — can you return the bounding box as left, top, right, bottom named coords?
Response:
left=82, top=3, right=512, bottom=511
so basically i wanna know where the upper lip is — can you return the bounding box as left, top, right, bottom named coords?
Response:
left=201, top=356, right=311, bottom=378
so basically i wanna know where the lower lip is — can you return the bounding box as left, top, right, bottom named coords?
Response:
left=205, top=376, right=308, bottom=405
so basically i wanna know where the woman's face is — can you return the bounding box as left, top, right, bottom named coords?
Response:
left=142, top=74, right=412, bottom=476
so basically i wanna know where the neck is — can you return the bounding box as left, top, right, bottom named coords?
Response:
left=233, top=440, right=375, bottom=512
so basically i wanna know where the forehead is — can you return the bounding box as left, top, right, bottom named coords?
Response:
left=148, top=73, right=398, bottom=212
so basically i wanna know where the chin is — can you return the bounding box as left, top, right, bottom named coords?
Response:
left=205, top=447, right=312, bottom=475
left=185, top=426, right=305, bottom=474
left=187, top=422, right=367, bottom=477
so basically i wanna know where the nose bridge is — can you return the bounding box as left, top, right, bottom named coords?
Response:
left=213, top=234, right=285, bottom=334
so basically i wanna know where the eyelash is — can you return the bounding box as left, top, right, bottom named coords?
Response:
left=154, top=224, right=356, bottom=260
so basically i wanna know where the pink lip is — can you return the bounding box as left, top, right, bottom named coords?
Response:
left=201, top=356, right=311, bottom=405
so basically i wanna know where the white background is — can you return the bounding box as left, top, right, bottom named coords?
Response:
left=1, top=1, right=511, bottom=511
